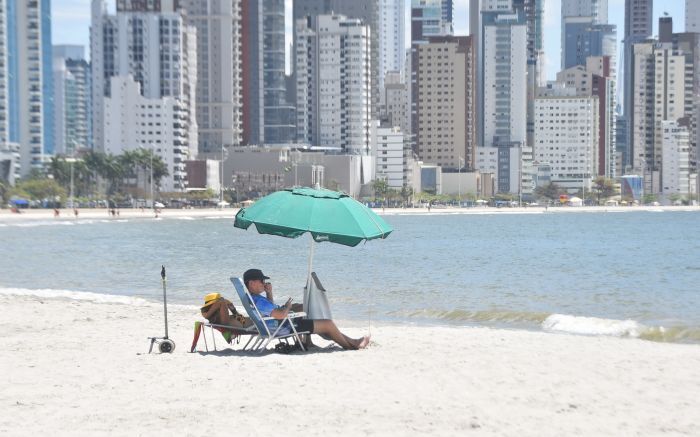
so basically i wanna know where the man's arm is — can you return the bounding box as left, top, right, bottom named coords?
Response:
left=270, top=307, right=289, bottom=320
left=201, top=300, right=221, bottom=319
left=264, top=282, right=274, bottom=303
left=270, top=299, right=292, bottom=320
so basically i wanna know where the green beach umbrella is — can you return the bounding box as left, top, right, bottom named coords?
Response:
left=233, top=187, right=393, bottom=247
left=234, top=187, right=393, bottom=318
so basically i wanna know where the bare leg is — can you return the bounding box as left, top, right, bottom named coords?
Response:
left=311, top=320, right=367, bottom=350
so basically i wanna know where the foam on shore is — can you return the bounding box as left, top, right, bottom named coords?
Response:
left=0, top=286, right=151, bottom=305
left=542, top=314, right=644, bottom=337
left=542, top=314, right=700, bottom=343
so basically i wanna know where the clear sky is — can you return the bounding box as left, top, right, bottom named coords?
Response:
left=54, top=0, right=687, bottom=81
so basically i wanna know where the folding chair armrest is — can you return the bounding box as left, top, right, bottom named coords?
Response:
left=261, top=312, right=306, bottom=321
left=204, top=321, right=258, bottom=334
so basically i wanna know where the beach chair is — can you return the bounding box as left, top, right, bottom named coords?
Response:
left=190, top=320, right=259, bottom=353
left=230, top=277, right=310, bottom=353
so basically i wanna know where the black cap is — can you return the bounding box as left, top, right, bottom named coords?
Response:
left=243, top=269, right=269, bottom=285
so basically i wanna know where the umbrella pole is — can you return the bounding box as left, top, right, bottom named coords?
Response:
left=305, top=235, right=315, bottom=309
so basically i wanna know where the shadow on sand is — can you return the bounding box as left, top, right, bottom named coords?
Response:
left=191, top=344, right=344, bottom=357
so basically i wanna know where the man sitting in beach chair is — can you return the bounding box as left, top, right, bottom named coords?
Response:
left=242, top=269, right=370, bottom=350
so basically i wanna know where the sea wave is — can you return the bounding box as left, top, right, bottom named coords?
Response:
left=3, top=218, right=131, bottom=227
left=11, top=220, right=77, bottom=227
left=389, top=308, right=550, bottom=324
left=390, top=309, right=700, bottom=344
left=542, top=314, right=643, bottom=337
left=542, top=314, right=700, bottom=343
left=0, top=286, right=151, bottom=305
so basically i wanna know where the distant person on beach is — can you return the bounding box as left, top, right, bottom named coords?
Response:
left=243, top=268, right=370, bottom=350
left=74, top=208, right=79, bottom=217
left=53, top=208, right=60, bottom=217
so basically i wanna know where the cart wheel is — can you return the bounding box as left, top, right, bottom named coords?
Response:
left=159, top=339, right=175, bottom=353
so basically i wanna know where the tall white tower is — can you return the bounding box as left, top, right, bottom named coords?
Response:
left=378, top=0, right=404, bottom=106
left=8, top=0, right=45, bottom=174
left=180, top=0, right=242, bottom=152
left=296, top=14, right=371, bottom=154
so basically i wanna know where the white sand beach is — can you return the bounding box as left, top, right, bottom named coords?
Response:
left=1, top=294, right=698, bottom=436
left=1, top=204, right=698, bottom=223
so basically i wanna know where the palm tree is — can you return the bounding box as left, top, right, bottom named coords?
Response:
left=591, top=176, right=616, bottom=205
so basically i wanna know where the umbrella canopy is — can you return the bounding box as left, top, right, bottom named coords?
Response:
left=234, top=187, right=392, bottom=247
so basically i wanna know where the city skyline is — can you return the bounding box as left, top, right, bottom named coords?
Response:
left=54, top=0, right=685, bottom=80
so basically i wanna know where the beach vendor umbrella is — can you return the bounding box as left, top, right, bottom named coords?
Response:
left=234, top=187, right=392, bottom=317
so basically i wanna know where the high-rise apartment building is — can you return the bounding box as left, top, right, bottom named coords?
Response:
left=687, top=0, right=700, bottom=32
left=622, top=0, right=653, bottom=169
left=482, top=11, right=527, bottom=148
left=562, top=21, right=616, bottom=70
left=411, top=0, right=451, bottom=43
left=661, top=120, right=691, bottom=196
left=413, top=36, right=475, bottom=170
left=561, top=0, right=608, bottom=24
left=471, top=1, right=532, bottom=195
left=410, top=0, right=453, bottom=147
left=629, top=17, right=698, bottom=194
left=383, top=71, right=410, bottom=137
left=631, top=40, right=693, bottom=193
left=6, top=0, right=48, bottom=174
left=625, top=0, right=652, bottom=38
left=179, top=0, right=242, bottom=153
left=658, top=22, right=700, bottom=187
left=0, top=0, right=19, bottom=184
left=556, top=56, right=617, bottom=178
left=534, top=84, right=599, bottom=192
left=117, top=0, right=242, bottom=153
left=40, top=0, right=53, bottom=157
left=516, top=0, right=545, bottom=154
left=477, top=8, right=532, bottom=194
left=0, top=0, right=8, bottom=147
left=294, top=0, right=380, bottom=119
left=295, top=14, right=371, bottom=154
left=561, top=0, right=610, bottom=71
left=241, top=0, right=295, bottom=146
left=471, top=0, right=540, bottom=150
left=91, top=0, right=198, bottom=190
left=53, top=45, right=91, bottom=155
left=378, top=0, right=404, bottom=106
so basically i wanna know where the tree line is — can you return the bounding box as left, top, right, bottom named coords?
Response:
left=2, top=150, right=168, bottom=206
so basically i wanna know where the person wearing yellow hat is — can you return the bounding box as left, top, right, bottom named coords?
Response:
left=201, top=292, right=252, bottom=328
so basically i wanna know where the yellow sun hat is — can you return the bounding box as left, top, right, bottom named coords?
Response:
left=202, top=292, right=221, bottom=307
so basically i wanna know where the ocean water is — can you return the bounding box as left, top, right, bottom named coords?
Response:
left=1, top=210, right=699, bottom=343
